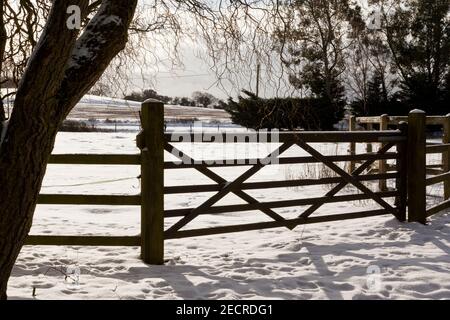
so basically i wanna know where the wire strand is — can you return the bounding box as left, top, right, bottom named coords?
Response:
left=42, top=176, right=139, bottom=188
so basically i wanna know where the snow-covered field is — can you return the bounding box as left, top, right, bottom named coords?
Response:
left=68, top=95, right=231, bottom=123
left=3, top=94, right=231, bottom=125
left=8, top=129, right=450, bottom=300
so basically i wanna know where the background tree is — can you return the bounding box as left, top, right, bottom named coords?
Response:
left=375, top=0, right=450, bottom=114
left=171, top=97, right=180, bottom=105
left=124, top=89, right=171, bottom=103
left=345, top=31, right=373, bottom=115
left=350, top=71, right=409, bottom=116
left=192, top=91, right=217, bottom=108
left=142, top=89, right=171, bottom=103
left=0, top=0, right=50, bottom=124
left=179, top=96, right=196, bottom=106
left=274, top=0, right=363, bottom=113
left=346, top=6, right=401, bottom=116
left=223, top=90, right=338, bottom=130
left=89, top=80, right=113, bottom=97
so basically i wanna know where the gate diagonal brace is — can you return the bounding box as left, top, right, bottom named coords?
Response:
left=296, top=141, right=399, bottom=222
left=164, top=141, right=297, bottom=234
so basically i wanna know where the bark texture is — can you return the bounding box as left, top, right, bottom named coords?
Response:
left=0, top=0, right=137, bottom=299
left=0, top=0, right=7, bottom=124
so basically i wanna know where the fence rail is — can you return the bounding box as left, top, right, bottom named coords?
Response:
left=37, top=194, right=141, bottom=206
left=25, top=101, right=450, bottom=266
left=357, top=115, right=448, bottom=126
left=25, top=236, right=140, bottom=246
left=426, top=144, right=450, bottom=154
left=28, top=154, right=142, bottom=247
left=48, top=154, right=141, bottom=165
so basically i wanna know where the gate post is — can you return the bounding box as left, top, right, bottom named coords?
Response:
left=443, top=114, right=450, bottom=200
left=379, top=114, right=388, bottom=191
left=366, top=123, right=373, bottom=153
left=407, top=110, right=426, bottom=224
left=138, top=99, right=164, bottom=264
left=396, top=122, right=408, bottom=222
left=348, top=115, right=356, bottom=173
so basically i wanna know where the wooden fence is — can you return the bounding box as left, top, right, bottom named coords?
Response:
left=354, top=113, right=450, bottom=179
left=352, top=111, right=450, bottom=222
left=26, top=153, right=142, bottom=247
left=25, top=101, right=450, bottom=265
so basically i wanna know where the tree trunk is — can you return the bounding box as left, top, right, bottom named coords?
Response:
left=0, top=0, right=137, bottom=300
left=0, top=1, right=7, bottom=125
left=0, top=100, right=5, bottom=123
left=0, top=110, right=59, bottom=300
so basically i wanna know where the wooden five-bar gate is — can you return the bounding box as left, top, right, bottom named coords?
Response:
left=25, top=101, right=450, bottom=265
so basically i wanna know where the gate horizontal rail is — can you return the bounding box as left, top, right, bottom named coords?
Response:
left=164, top=153, right=399, bottom=169
left=165, top=209, right=389, bottom=239
left=165, top=131, right=406, bottom=143
left=164, top=173, right=399, bottom=194
left=164, top=191, right=398, bottom=217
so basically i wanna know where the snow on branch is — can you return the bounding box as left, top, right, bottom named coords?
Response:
left=67, top=13, right=124, bottom=70
left=57, top=0, right=137, bottom=112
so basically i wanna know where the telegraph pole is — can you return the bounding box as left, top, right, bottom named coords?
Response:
left=256, top=62, right=261, bottom=97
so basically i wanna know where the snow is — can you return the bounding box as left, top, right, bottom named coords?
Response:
left=66, top=5, right=124, bottom=70
left=1, top=93, right=231, bottom=124
left=8, top=129, right=450, bottom=300
left=100, top=15, right=122, bottom=26
left=78, top=95, right=141, bottom=108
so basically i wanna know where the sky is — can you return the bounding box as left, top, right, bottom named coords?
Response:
left=127, top=51, right=239, bottom=100
left=125, top=46, right=286, bottom=101
left=123, top=1, right=296, bottom=101
left=125, top=0, right=375, bottom=101
left=126, top=38, right=299, bottom=101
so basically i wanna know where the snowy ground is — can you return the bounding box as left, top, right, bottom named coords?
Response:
left=8, top=129, right=450, bottom=300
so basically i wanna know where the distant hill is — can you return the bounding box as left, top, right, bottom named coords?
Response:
left=67, top=95, right=231, bottom=123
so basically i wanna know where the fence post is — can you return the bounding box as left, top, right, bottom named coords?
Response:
left=443, top=114, right=450, bottom=200
left=407, top=110, right=426, bottom=224
left=396, top=122, right=408, bottom=222
left=349, top=115, right=356, bottom=173
left=366, top=123, right=373, bottom=153
left=139, top=99, right=164, bottom=264
left=379, top=114, right=388, bottom=191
